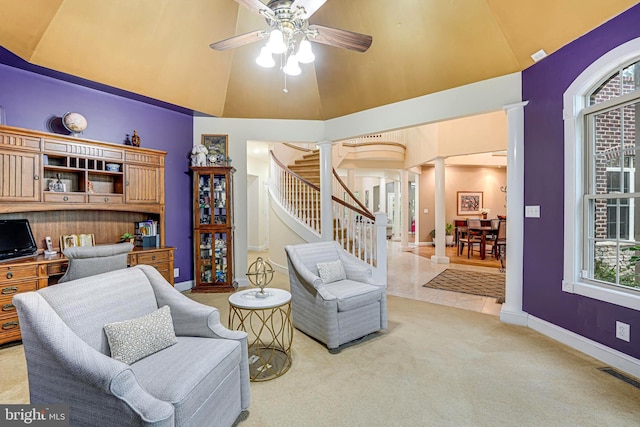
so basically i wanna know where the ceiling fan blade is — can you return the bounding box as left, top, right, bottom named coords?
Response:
left=290, top=0, right=327, bottom=19
left=235, top=0, right=272, bottom=17
left=210, top=30, right=266, bottom=51
left=308, top=25, right=372, bottom=53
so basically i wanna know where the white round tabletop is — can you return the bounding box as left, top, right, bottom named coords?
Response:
left=228, top=288, right=291, bottom=309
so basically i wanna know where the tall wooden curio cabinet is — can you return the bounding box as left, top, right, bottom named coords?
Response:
left=190, top=166, right=235, bottom=292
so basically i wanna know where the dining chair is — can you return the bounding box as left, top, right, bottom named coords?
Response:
left=485, top=219, right=500, bottom=254
left=457, top=225, right=469, bottom=255
left=454, top=219, right=467, bottom=246
left=494, top=219, right=507, bottom=270
left=463, top=219, right=483, bottom=258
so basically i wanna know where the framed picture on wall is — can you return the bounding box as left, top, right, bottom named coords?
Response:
left=457, top=191, right=483, bottom=216
left=201, top=134, right=228, bottom=166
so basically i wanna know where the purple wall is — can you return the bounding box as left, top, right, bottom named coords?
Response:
left=0, top=59, right=194, bottom=282
left=523, top=4, right=640, bottom=358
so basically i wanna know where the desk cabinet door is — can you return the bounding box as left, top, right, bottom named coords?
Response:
left=0, top=150, right=41, bottom=202
left=125, top=164, right=162, bottom=204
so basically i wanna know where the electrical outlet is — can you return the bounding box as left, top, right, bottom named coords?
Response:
left=616, top=321, right=630, bottom=342
left=174, top=268, right=180, bottom=278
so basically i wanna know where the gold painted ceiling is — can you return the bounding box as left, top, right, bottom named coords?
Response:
left=0, top=0, right=637, bottom=120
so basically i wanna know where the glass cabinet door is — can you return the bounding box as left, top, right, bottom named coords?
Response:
left=197, top=231, right=213, bottom=284
left=196, top=230, right=229, bottom=284
left=197, top=174, right=212, bottom=226
left=212, top=173, right=228, bottom=226
left=213, top=231, right=229, bottom=283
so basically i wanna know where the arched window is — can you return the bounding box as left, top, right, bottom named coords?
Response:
left=564, top=38, right=640, bottom=309
left=585, top=60, right=640, bottom=287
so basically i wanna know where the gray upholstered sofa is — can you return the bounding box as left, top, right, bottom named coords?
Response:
left=13, top=265, right=250, bottom=426
left=58, top=242, right=133, bottom=283
left=285, top=241, right=387, bottom=352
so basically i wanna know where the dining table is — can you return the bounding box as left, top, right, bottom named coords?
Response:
left=466, top=225, right=497, bottom=260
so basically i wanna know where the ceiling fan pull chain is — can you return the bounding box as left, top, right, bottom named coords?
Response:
left=283, top=74, right=288, bottom=93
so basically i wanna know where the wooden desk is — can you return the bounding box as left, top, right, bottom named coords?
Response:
left=0, top=246, right=174, bottom=346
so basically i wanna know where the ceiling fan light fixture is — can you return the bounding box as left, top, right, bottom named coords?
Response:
left=256, top=46, right=275, bottom=68
left=267, top=29, right=287, bottom=54
left=283, top=54, right=301, bottom=76
left=296, top=38, right=315, bottom=64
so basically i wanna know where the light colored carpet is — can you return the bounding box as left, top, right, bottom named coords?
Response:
left=3, top=272, right=640, bottom=426
left=424, top=268, right=505, bottom=303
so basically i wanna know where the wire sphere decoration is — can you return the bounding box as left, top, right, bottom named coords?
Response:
left=246, top=257, right=275, bottom=298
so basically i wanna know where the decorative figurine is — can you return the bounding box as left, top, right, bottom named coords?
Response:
left=124, top=134, right=132, bottom=145
left=131, top=130, right=141, bottom=147
left=246, top=257, right=275, bottom=298
left=53, top=173, right=65, bottom=192
left=191, top=144, right=208, bottom=167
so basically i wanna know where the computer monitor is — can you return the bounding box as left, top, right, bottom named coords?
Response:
left=0, top=219, right=38, bottom=262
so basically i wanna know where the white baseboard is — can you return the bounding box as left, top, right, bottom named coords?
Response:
left=235, top=277, right=249, bottom=288
left=268, top=257, right=288, bottom=275
left=500, top=308, right=529, bottom=326
left=528, top=315, right=640, bottom=379
left=174, top=280, right=193, bottom=292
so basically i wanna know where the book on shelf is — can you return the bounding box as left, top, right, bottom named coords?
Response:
left=134, top=220, right=158, bottom=237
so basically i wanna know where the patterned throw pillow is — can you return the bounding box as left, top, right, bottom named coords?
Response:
left=104, top=305, right=177, bottom=365
left=317, top=260, right=347, bottom=283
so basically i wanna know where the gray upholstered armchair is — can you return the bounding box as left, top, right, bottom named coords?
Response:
left=13, top=265, right=250, bottom=426
left=58, top=242, right=133, bottom=283
left=285, top=241, right=387, bottom=352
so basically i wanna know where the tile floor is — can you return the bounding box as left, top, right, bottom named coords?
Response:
left=385, top=241, right=503, bottom=316
left=254, top=240, right=504, bottom=317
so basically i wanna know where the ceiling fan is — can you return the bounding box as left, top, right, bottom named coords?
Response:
left=210, top=0, right=372, bottom=77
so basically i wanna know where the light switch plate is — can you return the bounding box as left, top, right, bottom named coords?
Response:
left=525, top=205, right=540, bottom=218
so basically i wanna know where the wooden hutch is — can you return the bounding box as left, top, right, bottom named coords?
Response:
left=0, top=124, right=175, bottom=345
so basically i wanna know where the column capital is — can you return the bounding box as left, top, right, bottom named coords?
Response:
left=315, top=140, right=336, bottom=148
left=502, top=100, right=529, bottom=111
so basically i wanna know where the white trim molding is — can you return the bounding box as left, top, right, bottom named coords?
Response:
left=563, top=36, right=640, bottom=309
left=529, top=315, right=640, bottom=379
left=500, top=101, right=528, bottom=326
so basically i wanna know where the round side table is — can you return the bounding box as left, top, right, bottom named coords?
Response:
left=228, top=288, right=293, bottom=381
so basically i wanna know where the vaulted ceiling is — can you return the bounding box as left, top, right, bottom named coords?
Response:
left=0, top=0, right=637, bottom=120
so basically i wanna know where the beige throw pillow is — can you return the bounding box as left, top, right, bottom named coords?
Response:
left=104, top=305, right=177, bottom=365
left=317, top=260, right=347, bottom=283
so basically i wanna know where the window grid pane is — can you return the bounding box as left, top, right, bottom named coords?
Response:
left=590, top=72, right=621, bottom=106
left=621, top=61, right=640, bottom=96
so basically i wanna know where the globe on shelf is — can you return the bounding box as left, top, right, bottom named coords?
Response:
left=246, top=257, right=274, bottom=298
left=62, top=112, right=88, bottom=136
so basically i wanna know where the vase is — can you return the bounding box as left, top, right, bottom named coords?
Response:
left=482, top=213, right=488, bottom=219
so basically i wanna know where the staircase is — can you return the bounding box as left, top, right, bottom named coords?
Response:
left=269, top=149, right=387, bottom=283
left=287, top=150, right=320, bottom=186
left=286, top=150, right=367, bottom=251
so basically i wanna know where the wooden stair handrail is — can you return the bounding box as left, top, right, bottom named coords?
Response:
left=283, top=143, right=314, bottom=153
left=331, top=196, right=373, bottom=219
left=332, top=170, right=374, bottom=220
left=270, top=150, right=320, bottom=191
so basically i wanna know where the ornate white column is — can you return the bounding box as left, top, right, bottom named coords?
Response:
left=401, top=169, right=410, bottom=251
left=379, top=177, right=386, bottom=213
left=317, top=140, right=334, bottom=241
left=431, top=157, right=449, bottom=264
left=500, top=101, right=529, bottom=326
left=413, top=174, right=420, bottom=246
left=392, top=179, right=401, bottom=240
left=347, top=169, right=355, bottom=194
